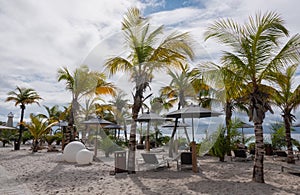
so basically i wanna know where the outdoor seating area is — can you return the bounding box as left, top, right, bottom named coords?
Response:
left=175, top=152, right=195, bottom=170
left=2, top=2, right=300, bottom=195
left=273, top=150, right=288, bottom=161
left=231, top=149, right=253, bottom=162
left=137, top=153, right=169, bottom=171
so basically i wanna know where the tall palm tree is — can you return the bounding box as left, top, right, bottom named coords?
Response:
left=25, top=114, right=56, bottom=152
left=160, top=64, right=196, bottom=152
left=6, top=86, right=42, bottom=150
left=109, top=89, right=131, bottom=142
left=205, top=11, right=300, bottom=183
left=272, top=64, right=300, bottom=164
left=105, top=7, right=194, bottom=173
left=58, top=65, right=115, bottom=148
left=196, top=63, right=246, bottom=153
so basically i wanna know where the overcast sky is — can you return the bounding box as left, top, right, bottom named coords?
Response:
left=1, top=0, right=300, bottom=126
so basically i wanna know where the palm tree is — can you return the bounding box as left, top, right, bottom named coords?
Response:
left=38, top=105, right=63, bottom=134
left=271, top=64, right=300, bottom=164
left=160, top=64, right=196, bottom=155
left=205, top=11, right=300, bottom=183
left=6, top=86, right=42, bottom=150
left=109, top=89, right=131, bottom=142
left=105, top=7, right=194, bottom=173
left=79, top=97, right=101, bottom=142
left=58, top=65, right=115, bottom=148
left=197, top=63, right=246, bottom=154
left=25, top=114, right=56, bottom=152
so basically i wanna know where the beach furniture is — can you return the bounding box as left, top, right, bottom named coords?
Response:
left=231, top=149, right=253, bottom=161
left=176, top=152, right=197, bottom=171
left=273, top=150, right=287, bottom=161
left=138, top=153, right=169, bottom=171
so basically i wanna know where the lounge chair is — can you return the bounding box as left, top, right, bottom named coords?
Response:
left=231, top=149, right=253, bottom=162
left=138, top=153, right=169, bottom=171
left=176, top=152, right=198, bottom=170
left=273, top=150, right=287, bottom=161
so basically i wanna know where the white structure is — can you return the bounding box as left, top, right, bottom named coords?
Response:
left=76, top=149, right=93, bottom=165
left=63, top=141, right=85, bottom=163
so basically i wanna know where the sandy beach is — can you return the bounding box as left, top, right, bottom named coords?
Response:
left=0, top=145, right=300, bottom=195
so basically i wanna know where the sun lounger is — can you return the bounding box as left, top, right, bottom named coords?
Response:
left=138, top=153, right=169, bottom=171
left=176, top=152, right=198, bottom=171
left=273, top=150, right=287, bottom=161
left=231, top=149, right=253, bottom=162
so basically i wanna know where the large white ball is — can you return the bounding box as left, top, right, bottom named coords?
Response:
left=76, top=149, right=93, bottom=165
left=63, top=141, right=86, bottom=163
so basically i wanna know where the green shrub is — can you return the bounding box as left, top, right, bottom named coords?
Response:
left=209, top=126, right=228, bottom=162
left=270, top=123, right=286, bottom=150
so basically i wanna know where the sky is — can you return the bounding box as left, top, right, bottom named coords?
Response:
left=0, top=0, right=300, bottom=127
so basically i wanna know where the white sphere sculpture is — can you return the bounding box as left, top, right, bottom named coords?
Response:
left=76, top=149, right=93, bottom=165
left=63, top=141, right=86, bottom=163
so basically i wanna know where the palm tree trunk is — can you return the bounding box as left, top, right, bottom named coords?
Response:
left=63, top=100, right=76, bottom=150
left=15, top=106, right=25, bottom=150
left=127, top=89, right=143, bottom=174
left=225, top=102, right=232, bottom=156
left=284, top=114, right=295, bottom=164
left=32, top=139, right=39, bottom=152
left=123, top=121, right=128, bottom=142
left=252, top=122, right=265, bottom=183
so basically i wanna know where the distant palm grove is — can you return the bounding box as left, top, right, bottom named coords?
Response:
left=2, top=8, right=300, bottom=184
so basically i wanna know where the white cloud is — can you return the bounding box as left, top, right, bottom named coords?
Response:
left=1, top=0, right=300, bottom=127
left=0, top=0, right=139, bottom=122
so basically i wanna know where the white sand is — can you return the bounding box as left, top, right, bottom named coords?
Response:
left=0, top=146, right=300, bottom=195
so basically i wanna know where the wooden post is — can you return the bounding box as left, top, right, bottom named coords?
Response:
left=146, top=122, right=150, bottom=151
left=191, top=141, right=198, bottom=173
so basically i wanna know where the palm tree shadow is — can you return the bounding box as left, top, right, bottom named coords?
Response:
left=17, top=161, right=113, bottom=191
left=127, top=169, right=206, bottom=195
left=186, top=180, right=295, bottom=195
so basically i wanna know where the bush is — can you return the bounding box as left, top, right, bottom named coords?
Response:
left=270, top=123, right=286, bottom=150
left=209, top=126, right=228, bottom=162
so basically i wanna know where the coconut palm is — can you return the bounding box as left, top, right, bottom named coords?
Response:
left=196, top=63, right=247, bottom=154
left=205, top=11, right=300, bottom=183
left=105, top=7, right=194, bottom=173
left=160, top=64, right=196, bottom=150
left=6, top=86, right=42, bottom=150
left=58, top=65, right=115, bottom=148
left=271, top=64, right=300, bottom=164
left=38, top=105, right=63, bottom=134
left=78, top=97, right=101, bottom=142
left=25, top=114, right=56, bottom=152
left=109, top=89, right=131, bottom=142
